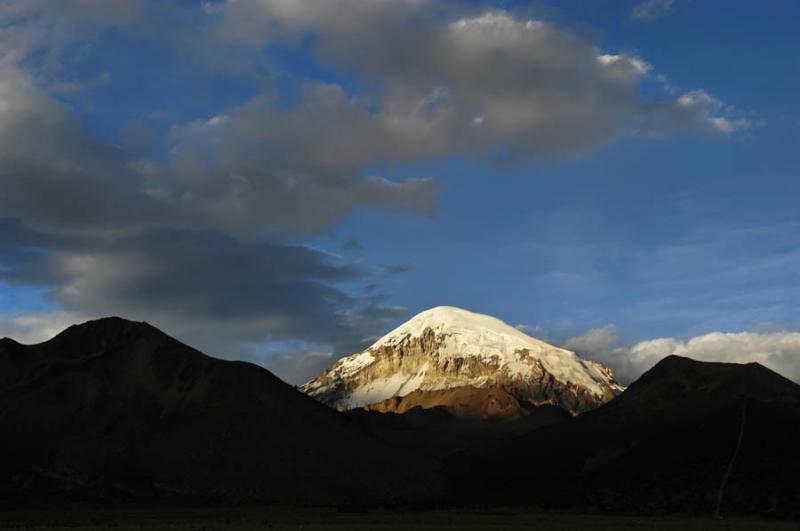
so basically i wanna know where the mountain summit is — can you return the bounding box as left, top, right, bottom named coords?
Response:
left=0, top=317, right=419, bottom=506
left=301, top=306, right=623, bottom=415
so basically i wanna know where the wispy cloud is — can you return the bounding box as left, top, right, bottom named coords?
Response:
left=631, top=0, right=675, bottom=22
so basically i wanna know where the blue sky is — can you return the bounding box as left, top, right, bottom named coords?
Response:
left=1, top=0, right=799, bottom=383
left=316, top=0, right=800, bottom=337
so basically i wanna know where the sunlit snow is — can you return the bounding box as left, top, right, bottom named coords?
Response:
left=304, top=306, right=623, bottom=410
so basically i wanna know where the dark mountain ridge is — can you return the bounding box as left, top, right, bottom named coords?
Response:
left=445, top=355, right=800, bottom=517
left=609, top=355, right=800, bottom=412
left=3, top=320, right=799, bottom=519
left=0, top=317, right=432, bottom=507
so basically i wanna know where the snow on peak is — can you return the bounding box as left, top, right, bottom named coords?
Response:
left=369, top=306, right=618, bottom=397
left=373, top=305, right=554, bottom=352
left=302, top=306, right=624, bottom=412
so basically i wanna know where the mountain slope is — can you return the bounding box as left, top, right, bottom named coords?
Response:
left=0, top=318, right=426, bottom=506
left=364, top=385, right=529, bottom=420
left=302, top=306, right=623, bottom=415
left=446, top=355, right=800, bottom=517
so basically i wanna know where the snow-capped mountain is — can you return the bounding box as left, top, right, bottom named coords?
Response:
left=301, top=306, right=624, bottom=415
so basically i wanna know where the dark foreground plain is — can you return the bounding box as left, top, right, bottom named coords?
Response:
left=0, top=507, right=797, bottom=531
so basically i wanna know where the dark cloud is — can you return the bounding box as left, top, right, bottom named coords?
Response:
left=0, top=44, right=431, bottom=365
left=165, top=90, right=440, bottom=233
left=341, top=238, right=363, bottom=252
left=0, top=85, right=168, bottom=234
left=386, top=264, right=415, bottom=274
left=0, top=0, right=754, bottom=382
left=208, top=1, right=751, bottom=161
left=0, top=222, right=401, bottom=359
left=362, top=283, right=379, bottom=294
left=0, top=61, right=437, bottom=235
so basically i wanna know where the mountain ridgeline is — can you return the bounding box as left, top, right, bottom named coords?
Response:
left=1, top=313, right=799, bottom=518
left=446, top=355, right=800, bottom=517
left=0, top=318, right=432, bottom=506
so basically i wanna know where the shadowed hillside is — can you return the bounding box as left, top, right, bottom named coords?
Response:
left=0, top=318, right=432, bottom=507
left=3, top=321, right=799, bottom=520
left=446, top=356, right=800, bottom=517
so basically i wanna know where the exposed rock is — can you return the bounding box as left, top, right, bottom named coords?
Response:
left=365, top=385, right=526, bottom=420
left=302, top=306, right=623, bottom=415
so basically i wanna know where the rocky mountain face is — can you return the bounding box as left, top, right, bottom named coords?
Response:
left=301, top=306, right=624, bottom=416
left=364, top=385, right=529, bottom=420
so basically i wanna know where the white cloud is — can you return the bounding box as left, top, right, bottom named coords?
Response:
left=631, top=331, right=800, bottom=382
left=565, top=325, right=619, bottom=355
left=207, top=3, right=750, bottom=161
left=646, top=88, right=756, bottom=135
left=565, top=326, right=800, bottom=384
left=597, top=54, right=651, bottom=75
